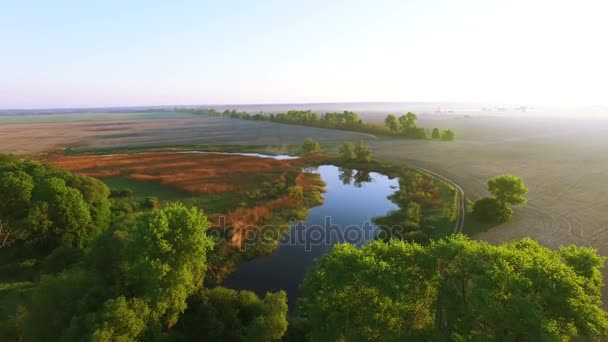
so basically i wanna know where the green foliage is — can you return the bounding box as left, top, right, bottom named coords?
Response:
left=296, top=236, right=608, bottom=341
left=287, top=186, right=304, bottom=200
left=399, top=112, right=418, bottom=130
left=472, top=196, right=512, bottom=223
left=26, top=177, right=93, bottom=249
left=384, top=114, right=399, bottom=132
left=297, top=242, right=436, bottom=341
left=441, top=129, right=455, bottom=141
left=431, top=128, right=440, bottom=139
left=339, top=142, right=355, bottom=161
left=353, top=140, right=372, bottom=162
left=301, top=138, right=322, bottom=153
left=473, top=174, right=527, bottom=224
left=171, top=287, right=288, bottom=341
left=487, top=174, right=528, bottom=205
left=0, top=156, right=111, bottom=252
left=404, top=201, right=422, bottom=228
left=0, top=170, right=34, bottom=220
left=89, top=297, right=151, bottom=342
left=189, top=108, right=438, bottom=140
left=126, top=203, right=214, bottom=328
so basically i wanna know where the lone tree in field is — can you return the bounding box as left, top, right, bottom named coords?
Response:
left=431, top=128, right=440, bottom=139
left=301, top=138, right=322, bottom=153
left=474, top=174, right=528, bottom=223
left=384, top=114, right=399, bottom=132
left=487, top=174, right=528, bottom=206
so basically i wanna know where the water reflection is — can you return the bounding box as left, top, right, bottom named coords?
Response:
left=222, top=165, right=399, bottom=308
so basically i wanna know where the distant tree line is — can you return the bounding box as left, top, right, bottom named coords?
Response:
left=181, top=108, right=455, bottom=140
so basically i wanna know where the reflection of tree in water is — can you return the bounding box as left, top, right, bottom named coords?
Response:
left=353, top=170, right=372, bottom=188
left=338, top=168, right=354, bottom=185
left=339, top=168, right=373, bottom=187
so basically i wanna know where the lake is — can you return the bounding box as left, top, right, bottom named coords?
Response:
left=222, top=164, right=399, bottom=308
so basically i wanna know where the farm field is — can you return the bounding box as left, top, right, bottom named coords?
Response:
left=0, top=114, right=374, bottom=154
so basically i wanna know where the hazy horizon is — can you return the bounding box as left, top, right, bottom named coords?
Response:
left=2, top=0, right=607, bottom=108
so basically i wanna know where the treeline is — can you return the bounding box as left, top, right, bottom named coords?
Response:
left=182, top=108, right=455, bottom=140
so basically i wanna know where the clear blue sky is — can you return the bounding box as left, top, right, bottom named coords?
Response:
left=1, top=0, right=606, bottom=108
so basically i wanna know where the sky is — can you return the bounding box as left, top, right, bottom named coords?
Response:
left=1, top=0, right=607, bottom=109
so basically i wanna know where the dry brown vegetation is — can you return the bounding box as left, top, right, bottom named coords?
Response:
left=45, top=151, right=326, bottom=249
left=48, top=152, right=298, bottom=194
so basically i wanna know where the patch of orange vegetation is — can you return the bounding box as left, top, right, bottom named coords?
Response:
left=47, top=152, right=298, bottom=195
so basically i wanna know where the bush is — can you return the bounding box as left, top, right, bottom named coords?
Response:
left=287, top=186, right=304, bottom=200
left=473, top=197, right=512, bottom=223
left=301, top=138, right=322, bottom=153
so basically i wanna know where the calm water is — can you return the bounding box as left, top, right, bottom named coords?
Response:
left=222, top=165, right=399, bottom=307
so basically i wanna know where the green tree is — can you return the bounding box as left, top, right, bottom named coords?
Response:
left=25, top=177, right=93, bottom=249
left=404, top=201, right=422, bottom=228
left=353, top=140, right=372, bottom=162
left=89, top=297, right=151, bottom=342
left=472, top=197, right=512, bottom=223
left=487, top=174, right=528, bottom=206
left=399, top=112, right=418, bottom=130
left=339, top=142, right=355, bottom=161
left=384, top=114, right=399, bottom=132
left=296, top=236, right=608, bottom=341
left=431, top=128, right=440, bottom=139
left=301, top=138, right=322, bottom=153
left=126, top=203, right=214, bottom=328
left=440, top=129, right=455, bottom=141
left=171, top=287, right=288, bottom=341
left=0, top=170, right=34, bottom=220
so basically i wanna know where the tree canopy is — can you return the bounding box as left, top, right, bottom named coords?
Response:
left=301, top=138, right=322, bottom=153
left=296, top=236, right=608, bottom=341
left=487, top=174, right=528, bottom=205
left=384, top=114, right=399, bottom=132
left=0, top=156, right=111, bottom=251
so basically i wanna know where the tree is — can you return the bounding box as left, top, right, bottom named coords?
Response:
left=89, top=297, right=151, bottom=341
left=126, top=203, right=214, bottom=328
left=399, top=112, right=418, bottom=130
left=171, top=287, right=288, bottom=341
left=301, top=138, right=322, bottom=153
left=472, top=197, right=512, bottom=223
left=0, top=170, right=34, bottom=220
left=296, top=236, right=608, bottom=341
left=296, top=241, right=436, bottom=341
left=487, top=174, right=528, bottom=206
left=431, top=128, right=440, bottom=139
left=404, top=202, right=422, bottom=228
left=440, top=129, right=455, bottom=141
left=25, top=177, right=93, bottom=249
left=339, top=142, right=355, bottom=161
left=353, top=140, right=372, bottom=162
left=384, top=114, right=399, bottom=132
